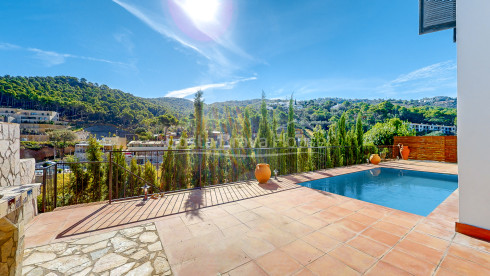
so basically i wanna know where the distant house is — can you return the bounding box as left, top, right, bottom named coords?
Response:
left=0, top=108, right=59, bottom=123
left=75, top=137, right=126, bottom=161
left=409, top=123, right=456, bottom=134
left=126, top=141, right=167, bottom=164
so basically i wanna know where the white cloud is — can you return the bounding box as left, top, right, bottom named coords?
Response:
left=165, top=76, right=257, bottom=98
left=0, top=42, right=128, bottom=67
left=273, top=61, right=456, bottom=100
left=0, top=42, right=20, bottom=50
left=27, top=48, right=71, bottom=66
left=378, top=60, right=457, bottom=96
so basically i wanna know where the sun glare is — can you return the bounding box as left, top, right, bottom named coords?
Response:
left=169, top=0, right=232, bottom=41
left=177, top=0, right=220, bottom=24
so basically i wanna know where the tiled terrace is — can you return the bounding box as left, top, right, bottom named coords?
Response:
left=23, top=161, right=490, bottom=275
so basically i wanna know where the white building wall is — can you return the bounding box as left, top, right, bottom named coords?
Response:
left=457, top=0, right=490, bottom=230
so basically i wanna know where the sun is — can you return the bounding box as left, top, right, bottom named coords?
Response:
left=168, top=0, right=232, bottom=41
left=176, top=0, right=220, bottom=24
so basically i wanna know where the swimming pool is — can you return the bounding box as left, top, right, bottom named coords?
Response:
left=298, top=168, right=458, bottom=216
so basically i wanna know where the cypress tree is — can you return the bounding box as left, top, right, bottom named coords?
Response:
left=338, top=113, right=347, bottom=165
left=355, top=113, right=364, bottom=163
left=287, top=95, right=297, bottom=173
left=255, top=91, right=272, bottom=148
left=143, top=160, right=157, bottom=188
left=242, top=108, right=254, bottom=178
left=86, top=135, right=104, bottom=200
left=298, top=136, right=309, bottom=172
left=175, top=131, right=189, bottom=189
left=129, top=158, right=142, bottom=196
left=160, top=137, right=174, bottom=191
left=193, top=91, right=206, bottom=187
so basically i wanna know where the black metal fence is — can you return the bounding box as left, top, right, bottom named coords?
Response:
left=38, top=145, right=400, bottom=212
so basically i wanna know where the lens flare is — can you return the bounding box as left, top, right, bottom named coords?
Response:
left=168, top=0, right=233, bottom=42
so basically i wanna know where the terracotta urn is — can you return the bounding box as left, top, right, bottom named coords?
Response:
left=255, top=163, right=271, bottom=184
left=401, top=146, right=410, bottom=160
left=369, top=154, right=381, bottom=165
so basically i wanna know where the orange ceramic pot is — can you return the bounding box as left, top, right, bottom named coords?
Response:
left=255, top=163, right=271, bottom=184
left=401, top=146, right=410, bottom=160
left=370, top=154, right=381, bottom=165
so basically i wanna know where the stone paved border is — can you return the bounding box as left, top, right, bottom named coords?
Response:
left=21, top=223, right=172, bottom=276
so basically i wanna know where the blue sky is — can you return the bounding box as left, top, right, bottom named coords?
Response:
left=0, top=0, right=456, bottom=103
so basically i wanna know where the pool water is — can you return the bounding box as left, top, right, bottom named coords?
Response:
left=298, top=168, right=458, bottom=216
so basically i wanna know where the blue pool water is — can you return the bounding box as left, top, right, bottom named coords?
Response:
left=299, top=168, right=458, bottom=216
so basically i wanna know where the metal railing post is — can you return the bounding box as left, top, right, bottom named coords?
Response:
left=53, top=164, right=58, bottom=209
left=108, top=151, right=113, bottom=203
left=198, top=149, right=202, bottom=188
left=42, top=168, right=47, bottom=213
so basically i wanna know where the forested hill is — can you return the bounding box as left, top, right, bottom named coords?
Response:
left=149, top=97, right=194, bottom=118
left=0, top=76, right=170, bottom=126
left=0, top=75, right=457, bottom=131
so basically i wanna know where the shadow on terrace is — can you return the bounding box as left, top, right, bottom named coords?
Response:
left=49, top=177, right=300, bottom=240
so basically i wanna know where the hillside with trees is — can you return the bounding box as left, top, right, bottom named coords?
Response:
left=0, top=76, right=169, bottom=126
left=0, top=76, right=457, bottom=138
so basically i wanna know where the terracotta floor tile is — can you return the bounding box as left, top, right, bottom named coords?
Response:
left=336, top=218, right=369, bottom=233
left=365, top=261, right=412, bottom=276
left=164, top=237, right=208, bottom=265
left=282, top=220, right=315, bottom=238
left=338, top=200, right=366, bottom=212
left=222, top=203, right=248, bottom=214
left=319, top=224, right=357, bottom=243
left=347, top=235, right=391, bottom=258
left=311, top=210, right=343, bottom=224
left=372, top=221, right=410, bottom=237
left=357, top=208, right=386, bottom=220
left=174, top=247, right=250, bottom=276
left=256, top=249, right=303, bottom=276
left=440, top=254, right=490, bottom=275
left=267, top=215, right=296, bottom=228
left=296, top=203, right=323, bottom=215
left=237, top=199, right=263, bottom=210
left=381, top=215, right=418, bottom=228
left=390, top=210, right=423, bottom=222
left=395, top=239, right=445, bottom=265
left=212, top=215, right=243, bottom=230
left=293, top=268, right=316, bottom=276
left=228, top=261, right=268, bottom=276
left=238, top=236, right=276, bottom=259
left=201, top=206, right=230, bottom=219
left=447, top=243, right=490, bottom=269
left=307, top=254, right=360, bottom=276
left=347, top=212, right=378, bottom=226
left=434, top=267, right=463, bottom=276
left=404, top=231, right=450, bottom=252
left=361, top=227, right=401, bottom=247
left=282, top=207, right=309, bottom=220
left=247, top=226, right=297, bottom=248
left=187, top=221, right=220, bottom=237
left=221, top=223, right=250, bottom=238
left=281, top=239, right=324, bottom=265
left=302, top=231, right=342, bottom=253
left=23, top=231, right=56, bottom=248
left=382, top=249, right=436, bottom=275
left=328, top=244, right=377, bottom=273
left=452, top=233, right=490, bottom=253
left=233, top=210, right=260, bottom=223
left=156, top=224, right=193, bottom=245
left=413, top=223, right=455, bottom=241
left=24, top=221, right=63, bottom=237
left=299, top=215, right=330, bottom=230
left=327, top=206, right=354, bottom=217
